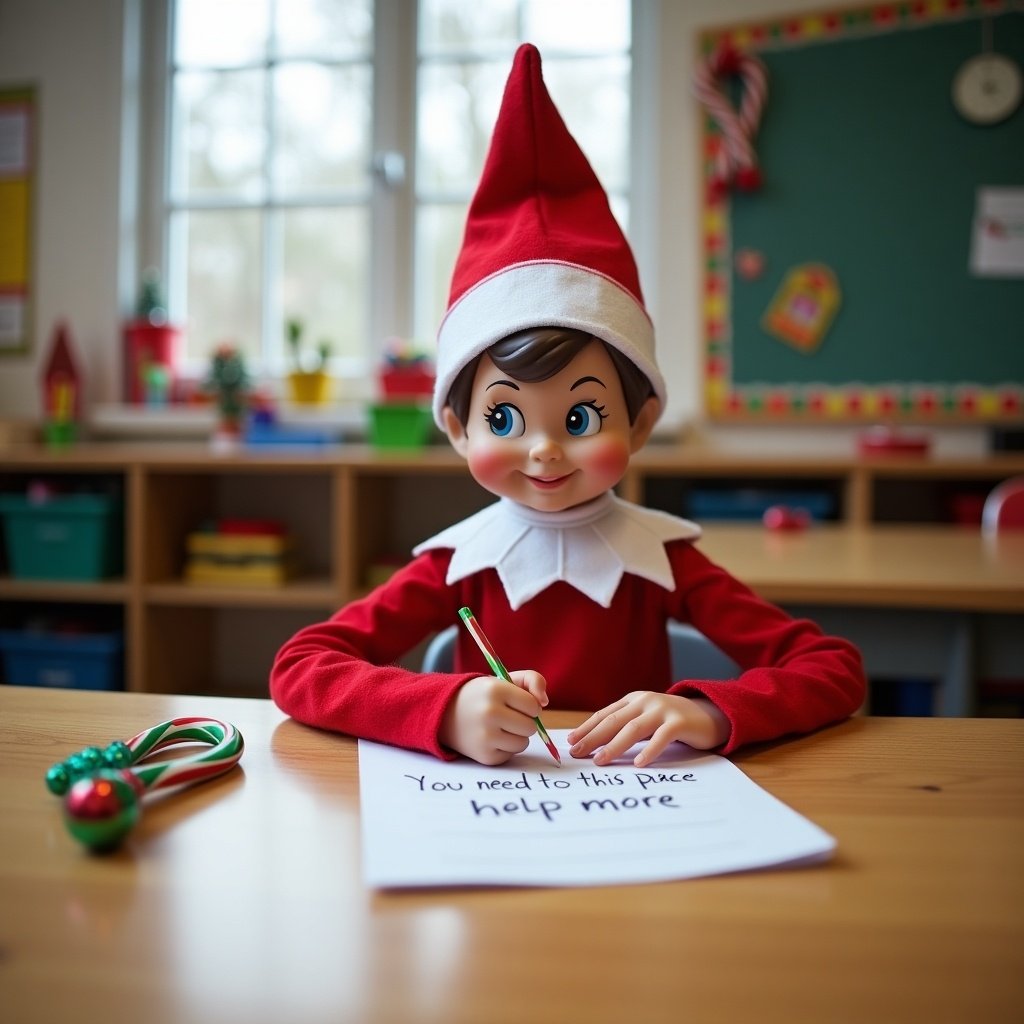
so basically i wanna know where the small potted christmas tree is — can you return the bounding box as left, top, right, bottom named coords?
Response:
left=204, top=344, right=250, bottom=449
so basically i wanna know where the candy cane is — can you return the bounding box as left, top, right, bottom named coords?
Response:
left=45, top=717, right=244, bottom=852
left=693, top=44, right=769, bottom=194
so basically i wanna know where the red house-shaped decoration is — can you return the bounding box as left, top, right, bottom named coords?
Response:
left=41, top=321, right=82, bottom=422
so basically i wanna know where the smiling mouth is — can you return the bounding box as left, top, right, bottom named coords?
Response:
left=526, top=474, right=571, bottom=489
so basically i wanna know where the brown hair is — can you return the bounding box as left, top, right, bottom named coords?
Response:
left=445, top=327, right=655, bottom=427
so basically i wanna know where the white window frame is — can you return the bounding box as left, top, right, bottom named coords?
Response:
left=130, top=0, right=659, bottom=400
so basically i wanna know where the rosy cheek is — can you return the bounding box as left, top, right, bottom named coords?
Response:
left=467, top=443, right=512, bottom=485
left=583, top=437, right=631, bottom=483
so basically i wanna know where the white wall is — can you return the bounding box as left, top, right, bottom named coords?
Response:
left=0, top=0, right=126, bottom=420
left=0, top=0, right=993, bottom=453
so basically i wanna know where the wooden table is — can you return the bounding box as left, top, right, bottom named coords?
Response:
left=2, top=688, right=1022, bottom=1024
left=699, top=524, right=1024, bottom=716
left=698, top=523, right=1024, bottom=612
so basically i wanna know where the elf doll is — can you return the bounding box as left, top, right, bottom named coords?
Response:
left=270, top=44, right=865, bottom=767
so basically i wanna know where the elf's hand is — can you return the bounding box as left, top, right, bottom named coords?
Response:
left=568, top=691, right=730, bottom=768
left=439, top=670, right=549, bottom=766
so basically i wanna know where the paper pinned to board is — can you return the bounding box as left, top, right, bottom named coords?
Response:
left=358, top=730, right=835, bottom=889
left=971, top=187, right=1024, bottom=278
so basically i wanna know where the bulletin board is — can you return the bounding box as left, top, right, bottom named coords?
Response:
left=0, top=86, right=36, bottom=356
left=698, top=3, right=1024, bottom=423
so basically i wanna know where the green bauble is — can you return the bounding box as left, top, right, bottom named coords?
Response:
left=102, top=740, right=132, bottom=769
left=45, top=762, right=71, bottom=796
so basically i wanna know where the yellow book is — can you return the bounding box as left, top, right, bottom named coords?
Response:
left=185, top=560, right=294, bottom=587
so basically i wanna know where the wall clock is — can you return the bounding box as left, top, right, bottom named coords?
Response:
left=952, top=52, right=1023, bottom=125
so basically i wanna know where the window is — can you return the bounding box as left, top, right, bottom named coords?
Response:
left=155, top=0, right=634, bottom=385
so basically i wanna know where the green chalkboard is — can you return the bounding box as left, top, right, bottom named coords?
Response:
left=699, top=4, right=1024, bottom=423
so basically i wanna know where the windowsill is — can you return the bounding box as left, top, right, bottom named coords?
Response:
left=88, top=403, right=690, bottom=445
left=89, top=402, right=371, bottom=441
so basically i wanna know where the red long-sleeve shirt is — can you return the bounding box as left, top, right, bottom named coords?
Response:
left=270, top=539, right=866, bottom=759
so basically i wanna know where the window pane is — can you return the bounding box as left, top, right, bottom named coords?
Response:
left=172, top=209, right=262, bottom=364
left=414, top=204, right=467, bottom=345
left=523, top=0, right=630, bottom=52
left=541, top=56, right=629, bottom=192
left=273, top=63, right=371, bottom=197
left=172, top=70, right=265, bottom=200
left=281, top=207, right=369, bottom=365
left=175, top=0, right=269, bottom=68
left=416, top=60, right=506, bottom=194
left=419, top=0, right=518, bottom=56
left=274, top=0, right=373, bottom=59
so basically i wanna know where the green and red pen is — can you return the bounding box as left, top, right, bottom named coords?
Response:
left=458, top=606, right=561, bottom=766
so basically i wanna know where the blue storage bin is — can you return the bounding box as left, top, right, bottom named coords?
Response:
left=244, top=423, right=334, bottom=447
left=688, top=488, right=835, bottom=522
left=0, top=630, right=124, bottom=691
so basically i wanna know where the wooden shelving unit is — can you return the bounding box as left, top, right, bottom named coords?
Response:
left=2, top=441, right=1023, bottom=696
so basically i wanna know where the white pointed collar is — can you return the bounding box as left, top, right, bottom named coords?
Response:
left=413, top=492, right=700, bottom=610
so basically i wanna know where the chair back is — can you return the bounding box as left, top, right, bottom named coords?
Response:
left=422, top=621, right=739, bottom=680
left=982, top=476, right=1024, bottom=535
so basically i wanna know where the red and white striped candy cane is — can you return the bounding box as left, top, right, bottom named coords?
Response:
left=693, top=45, right=769, bottom=192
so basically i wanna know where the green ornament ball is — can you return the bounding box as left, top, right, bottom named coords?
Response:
left=102, top=740, right=132, bottom=769
left=78, top=746, right=105, bottom=771
left=45, top=762, right=71, bottom=796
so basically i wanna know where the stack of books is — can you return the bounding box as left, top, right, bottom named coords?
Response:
left=185, top=519, right=294, bottom=586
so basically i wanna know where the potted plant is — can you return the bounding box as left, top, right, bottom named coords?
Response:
left=204, top=344, right=250, bottom=448
left=285, top=318, right=332, bottom=405
left=123, top=268, right=180, bottom=404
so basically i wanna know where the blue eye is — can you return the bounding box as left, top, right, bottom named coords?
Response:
left=484, top=403, right=525, bottom=437
left=566, top=403, right=605, bottom=437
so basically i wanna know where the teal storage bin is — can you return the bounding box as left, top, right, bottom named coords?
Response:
left=0, top=494, right=123, bottom=580
left=0, top=630, right=124, bottom=691
left=688, top=488, right=835, bottom=522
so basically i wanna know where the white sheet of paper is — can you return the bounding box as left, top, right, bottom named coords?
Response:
left=970, top=187, right=1024, bottom=278
left=358, top=730, right=835, bottom=889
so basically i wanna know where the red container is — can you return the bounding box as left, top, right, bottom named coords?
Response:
left=380, top=365, right=434, bottom=399
left=123, top=322, right=180, bottom=404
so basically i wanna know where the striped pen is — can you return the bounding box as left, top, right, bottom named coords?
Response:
left=458, top=606, right=561, bottom=766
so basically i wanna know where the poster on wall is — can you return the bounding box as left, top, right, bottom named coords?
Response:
left=0, top=86, right=35, bottom=356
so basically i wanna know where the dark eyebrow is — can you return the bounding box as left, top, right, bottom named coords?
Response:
left=485, top=379, right=520, bottom=391
left=570, top=375, right=606, bottom=391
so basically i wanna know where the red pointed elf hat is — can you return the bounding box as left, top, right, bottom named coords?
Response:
left=433, top=43, right=664, bottom=427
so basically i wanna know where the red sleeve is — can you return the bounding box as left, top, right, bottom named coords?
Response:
left=269, top=549, right=478, bottom=758
left=664, top=541, right=867, bottom=754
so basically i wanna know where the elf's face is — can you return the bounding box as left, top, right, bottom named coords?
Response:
left=444, top=340, right=658, bottom=512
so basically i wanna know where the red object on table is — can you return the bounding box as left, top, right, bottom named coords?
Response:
left=762, top=505, right=811, bottom=531
left=857, top=427, right=931, bottom=457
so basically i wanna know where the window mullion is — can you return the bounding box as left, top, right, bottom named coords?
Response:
left=370, top=0, right=417, bottom=358
left=262, top=0, right=277, bottom=369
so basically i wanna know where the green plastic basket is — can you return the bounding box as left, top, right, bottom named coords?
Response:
left=369, top=403, right=434, bottom=449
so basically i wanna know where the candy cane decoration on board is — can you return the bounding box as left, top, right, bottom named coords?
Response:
left=693, top=44, right=769, bottom=197
left=45, top=717, right=244, bottom=852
